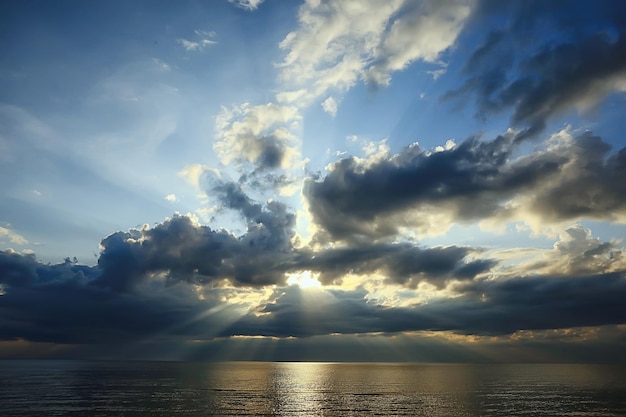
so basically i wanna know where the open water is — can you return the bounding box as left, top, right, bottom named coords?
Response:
left=1, top=360, right=625, bottom=416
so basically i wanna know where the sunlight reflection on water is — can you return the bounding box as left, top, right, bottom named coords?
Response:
left=1, top=361, right=625, bottom=416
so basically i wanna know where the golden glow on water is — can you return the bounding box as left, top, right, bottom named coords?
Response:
left=1, top=361, right=626, bottom=416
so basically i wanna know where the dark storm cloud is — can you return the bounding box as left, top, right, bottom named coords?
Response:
left=94, top=213, right=294, bottom=292
left=225, top=270, right=626, bottom=338
left=0, top=250, right=96, bottom=288
left=205, top=178, right=492, bottom=286
left=1, top=231, right=624, bottom=345
left=0, top=243, right=487, bottom=344
left=211, top=179, right=296, bottom=243
left=298, top=243, right=493, bottom=287
left=0, top=250, right=215, bottom=343
left=93, top=190, right=489, bottom=292
left=304, top=130, right=626, bottom=241
left=526, top=132, right=626, bottom=222
left=452, top=272, right=626, bottom=335
left=303, top=134, right=548, bottom=240
left=449, top=0, right=626, bottom=137
left=91, top=171, right=301, bottom=293
left=1, top=176, right=622, bottom=348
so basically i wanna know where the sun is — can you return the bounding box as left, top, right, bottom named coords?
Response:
left=286, top=270, right=322, bottom=289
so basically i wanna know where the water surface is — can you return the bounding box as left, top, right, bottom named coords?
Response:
left=1, top=361, right=625, bottom=416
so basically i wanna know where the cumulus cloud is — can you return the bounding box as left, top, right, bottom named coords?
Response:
left=178, top=164, right=210, bottom=189
left=214, top=103, right=301, bottom=172
left=264, top=0, right=472, bottom=152
left=278, top=0, right=470, bottom=104
left=304, top=128, right=626, bottom=242
left=364, top=0, right=469, bottom=86
left=225, top=227, right=626, bottom=339
left=552, top=225, right=624, bottom=275
left=1, top=231, right=479, bottom=344
left=489, top=224, right=626, bottom=283
left=518, top=130, right=626, bottom=225
left=278, top=0, right=401, bottom=98
left=94, top=212, right=295, bottom=292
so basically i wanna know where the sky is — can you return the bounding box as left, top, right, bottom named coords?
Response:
left=1, top=0, right=626, bottom=362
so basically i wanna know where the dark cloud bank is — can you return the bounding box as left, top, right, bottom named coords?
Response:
left=1, top=208, right=625, bottom=360
left=2, top=0, right=626, bottom=361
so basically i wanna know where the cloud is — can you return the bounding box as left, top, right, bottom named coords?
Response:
left=278, top=0, right=470, bottom=105
left=0, top=249, right=236, bottom=344
left=86, top=173, right=491, bottom=293
left=452, top=272, right=626, bottom=336
left=228, top=0, right=265, bottom=11
left=487, top=224, right=626, bottom=290
left=188, top=0, right=472, bottom=202
left=1, top=222, right=625, bottom=347
left=179, top=164, right=211, bottom=189
left=297, top=243, right=492, bottom=287
left=226, top=270, right=626, bottom=338
left=214, top=103, right=301, bottom=172
left=94, top=212, right=295, bottom=292
left=321, top=96, right=338, bottom=117
left=0, top=226, right=28, bottom=246
left=227, top=227, right=626, bottom=338
left=545, top=224, right=625, bottom=276
left=3, top=0, right=626, bottom=363
left=364, top=0, right=470, bottom=86
left=304, top=128, right=626, bottom=242
left=447, top=0, right=626, bottom=137
left=152, top=58, right=171, bottom=72
left=178, top=30, right=217, bottom=52
left=515, top=130, right=626, bottom=225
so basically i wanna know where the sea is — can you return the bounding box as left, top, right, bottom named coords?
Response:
left=1, top=361, right=625, bottom=416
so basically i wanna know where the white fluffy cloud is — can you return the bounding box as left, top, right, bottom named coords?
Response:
left=365, top=1, right=469, bottom=86
left=278, top=0, right=471, bottom=104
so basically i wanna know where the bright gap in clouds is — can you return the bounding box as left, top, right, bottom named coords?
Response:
left=287, top=270, right=322, bottom=289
